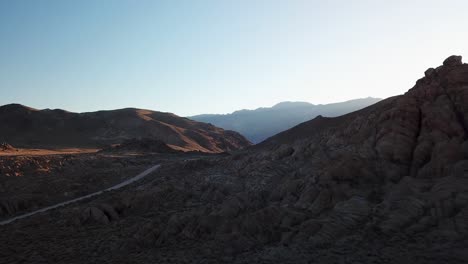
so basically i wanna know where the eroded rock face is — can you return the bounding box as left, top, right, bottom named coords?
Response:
left=121, top=55, right=468, bottom=262
left=443, top=55, right=463, bottom=67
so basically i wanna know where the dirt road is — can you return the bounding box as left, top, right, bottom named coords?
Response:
left=0, top=164, right=161, bottom=225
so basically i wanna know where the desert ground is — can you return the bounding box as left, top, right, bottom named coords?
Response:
left=0, top=147, right=98, bottom=157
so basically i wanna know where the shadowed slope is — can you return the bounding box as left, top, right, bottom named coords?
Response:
left=0, top=105, right=251, bottom=153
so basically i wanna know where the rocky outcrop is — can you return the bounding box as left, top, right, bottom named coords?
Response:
left=443, top=55, right=463, bottom=67
left=136, top=55, right=468, bottom=261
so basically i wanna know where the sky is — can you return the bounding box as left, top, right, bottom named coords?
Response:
left=1, top=0, right=468, bottom=116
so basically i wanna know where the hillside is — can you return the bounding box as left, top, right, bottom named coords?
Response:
left=190, top=97, right=381, bottom=143
left=0, top=105, right=251, bottom=153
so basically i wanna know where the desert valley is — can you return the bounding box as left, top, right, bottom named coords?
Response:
left=2, top=1, right=468, bottom=263
left=1, top=56, right=468, bottom=263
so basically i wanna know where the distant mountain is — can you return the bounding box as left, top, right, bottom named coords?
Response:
left=0, top=104, right=251, bottom=153
left=190, top=97, right=382, bottom=143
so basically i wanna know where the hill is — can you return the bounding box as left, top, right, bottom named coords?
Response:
left=0, top=105, right=251, bottom=153
left=190, top=97, right=381, bottom=143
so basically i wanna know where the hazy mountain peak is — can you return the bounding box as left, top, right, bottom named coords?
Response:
left=190, top=97, right=382, bottom=143
left=0, top=103, right=38, bottom=112
left=272, top=101, right=314, bottom=109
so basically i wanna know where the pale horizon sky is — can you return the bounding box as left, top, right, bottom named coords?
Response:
left=1, top=0, right=468, bottom=116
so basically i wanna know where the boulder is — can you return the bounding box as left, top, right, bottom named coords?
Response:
left=443, top=55, right=462, bottom=67
left=97, top=204, right=119, bottom=221
left=424, top=68, right=435, bottom=77
left=81, top=206, right=110, bottom=224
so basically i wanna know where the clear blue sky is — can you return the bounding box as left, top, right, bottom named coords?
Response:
left=1, top=0, right=468, bottom=116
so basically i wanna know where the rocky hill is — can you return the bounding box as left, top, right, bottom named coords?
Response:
left=190, top=97, right=381, bottom=143
left=1, top=56, right=467, bottom=263
left=99, top=138, right=179, bottom=154
left=0, top=106, right=251, bottom=153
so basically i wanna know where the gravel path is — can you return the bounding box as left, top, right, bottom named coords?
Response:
left=0, top=164, right=161, bottom=225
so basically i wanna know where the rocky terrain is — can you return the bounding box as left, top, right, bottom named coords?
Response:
left=1, top=56, right=468, bottom=263
left=0, top=153, right=164, bottom=220
left=191, top=97, right=381, bottom=143
left=0, top=106, right=251, bottom=152
left=0, top=142, right=15, bottom=151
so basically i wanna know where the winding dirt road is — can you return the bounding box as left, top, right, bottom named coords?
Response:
left=0, top=164, right=161, bottom=226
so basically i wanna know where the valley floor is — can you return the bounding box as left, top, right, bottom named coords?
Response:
left=0, top=148, right=99, bottom=156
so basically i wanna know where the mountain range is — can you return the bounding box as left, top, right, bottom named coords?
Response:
left=0, top=105, right=251, bottom=153
left=190, top=97, right=382, bottom=143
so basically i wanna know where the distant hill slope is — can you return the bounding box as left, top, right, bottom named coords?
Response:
left=190, top=97, right=381, bottom=143
left=0, top=105, right=251, bottom=153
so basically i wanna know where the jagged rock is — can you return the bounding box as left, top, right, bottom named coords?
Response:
left=443, top=55, right=463, bottom=67
left=81, top=206, right=110, bottom=224
left=97, top=204, right=119, bottom=221
left=425, top=68, right=435, bottom=77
